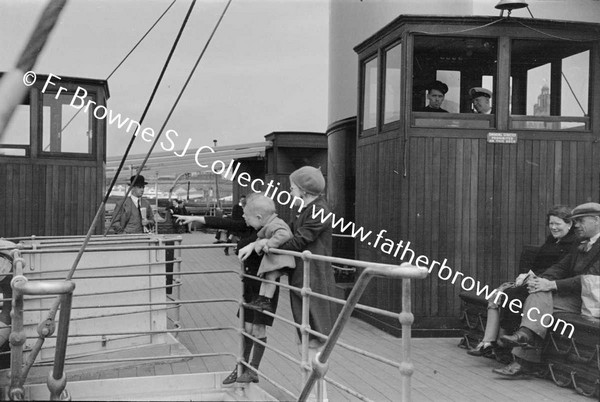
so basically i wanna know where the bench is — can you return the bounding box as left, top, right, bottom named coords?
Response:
left=458, top=245, right=600, bottom=398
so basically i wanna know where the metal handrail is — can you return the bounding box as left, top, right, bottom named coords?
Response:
left=260, top=248, right=428, bottom=402
left=9, top=251, right=76, bottom=401
left=7, top=239, right=428, bottom=401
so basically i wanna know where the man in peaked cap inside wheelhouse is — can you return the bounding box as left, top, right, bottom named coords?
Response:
left=469, top=87, right=493, bottom=114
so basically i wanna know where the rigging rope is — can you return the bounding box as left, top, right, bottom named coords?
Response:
left=44, top=0, right=177, bottom=151
left=107, top=0, right=234, bottom=236
left=18, top=0, right=206, bottom=385
left=0, top=0, right=68, bottom=141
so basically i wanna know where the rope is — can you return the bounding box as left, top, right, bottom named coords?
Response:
left=18, top=0, right=201, bottom=383
left=44, top=0, right=177, bottom=151
left=0, top=0, right=68, bottom=140
left=15, top=0, right=68, bottom=71
left=104, top=0, right=198, bottom=234
left=106, top=0, right=176, bottom=80
left=121, top=0, right=234, bottom=197
left=411, top=18, right=506, bottom=36
left=515, top=20, right=599, bottom=42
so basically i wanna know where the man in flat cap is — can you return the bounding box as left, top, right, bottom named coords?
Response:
left=422, top=80, right=449, bottom=113
left=469, top=87, right=492, bottom=114
left=494, top=202, right=600, bottom=377
left=110, top=175, right=155, bottom=234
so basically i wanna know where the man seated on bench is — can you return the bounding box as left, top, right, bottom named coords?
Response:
left=493, top=202, right=600, bottom=377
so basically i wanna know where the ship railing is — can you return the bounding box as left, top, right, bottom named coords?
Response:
left=242, top=248, right=428, bottom=402
left=7, top=250, right=75, bottom=401
left=1, top=240, right=427, bottom=401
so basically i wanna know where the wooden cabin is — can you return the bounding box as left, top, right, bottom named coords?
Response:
left=0, top=74, right=109, bottom=237
left=232, top=131, right=327, bottom=223
left=341, top=15, right=600, bottom=334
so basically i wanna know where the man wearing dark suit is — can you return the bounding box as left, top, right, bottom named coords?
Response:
left=494, top=202, right=600, bottom=377
left=111, top=175, right=155, bottom=234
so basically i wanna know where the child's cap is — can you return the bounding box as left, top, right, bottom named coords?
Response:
left=289, top=166, right=325, bottom=195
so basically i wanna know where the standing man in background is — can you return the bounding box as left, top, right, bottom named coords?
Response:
left=110, top=175, right=155, bottom=234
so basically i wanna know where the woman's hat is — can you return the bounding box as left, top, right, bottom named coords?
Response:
left=290, top=166, right=325, bottom=195
left=570, top=202, right=600, bottom=219
left=129, top=175, right=148, bottom=187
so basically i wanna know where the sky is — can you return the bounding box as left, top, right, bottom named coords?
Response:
left=0, top=0, right=329, bottom=157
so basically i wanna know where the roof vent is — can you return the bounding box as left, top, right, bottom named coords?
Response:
left=495, top=0, right=529, bottom=16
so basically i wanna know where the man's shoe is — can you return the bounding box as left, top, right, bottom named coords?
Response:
left=245, top=296, right=275, bottom=314
left=500, top=328, right=537, bottom=348
left=467, top=342, right=495, bottom=358
left=236, top=369, right=259, bottom=383
left=494, top=347, right=513, bottom=365
left=222, top=367, right=238, bottom=385
left=492, top=361, right=528, bottom=378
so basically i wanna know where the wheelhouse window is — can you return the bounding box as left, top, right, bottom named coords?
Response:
left=360, top=56, right=378, bottom=132
left=0, top=102, right=31, bottom=157
left=383, top=43, right=402, bottom=125
left=412, top=35, right=497, bottom=128
left=42, top=92, right=94, bottom=155
left=510, top=39, right=591, bottom=131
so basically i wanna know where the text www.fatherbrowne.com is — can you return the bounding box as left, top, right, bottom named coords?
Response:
left=310, top=204, right=575, bottom=339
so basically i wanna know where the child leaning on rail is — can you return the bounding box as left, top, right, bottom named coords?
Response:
left=174, top=208, right=280, bottom=385
left=238, top=194, right=296, bottom=313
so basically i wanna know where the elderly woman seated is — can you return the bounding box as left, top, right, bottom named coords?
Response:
left=466, top=205, right=578, bottom=360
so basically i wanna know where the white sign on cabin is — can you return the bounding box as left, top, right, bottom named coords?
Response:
left=487, top=132, right=518, bottom=144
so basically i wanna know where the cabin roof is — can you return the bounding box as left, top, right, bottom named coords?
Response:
left=354, top=14, right=600, bottom=53
left=106, top=141, right=271, bottom=182
left=0, top=72, right=110, bottom=99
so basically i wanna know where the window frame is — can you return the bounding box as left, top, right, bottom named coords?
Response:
left=381, top=40, right=403, bottom=131
left=38, top=87, right=98, bottom=160
left=409, top=33, right=499, bottom=130
left=508, top=38, right=592, bottom=132
left=354, top=16, right=599, bottom=141
left=359, top=52, right=380, bottom=137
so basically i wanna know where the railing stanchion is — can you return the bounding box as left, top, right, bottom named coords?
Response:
left=399, top=278, right=414, bottom=402
left=238, top=261, right=246, bottom=382
left=297, top=262, right=427, bottom=402
left=173, top=237, right=182, bottom=331
left=48, top=286, right=75, bottom=401
left=300, top=251, right=311, bottom=387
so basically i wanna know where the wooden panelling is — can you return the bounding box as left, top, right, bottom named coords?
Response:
left=0, top=161, right=103, bottom=237
left=356, top=134, right=599, bottom=328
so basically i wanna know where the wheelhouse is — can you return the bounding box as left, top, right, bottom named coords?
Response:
left=0, top=74, right=109, bottom=237
left=353, top=16, right=600, bottom=332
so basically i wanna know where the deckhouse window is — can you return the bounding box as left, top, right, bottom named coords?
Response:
left=0, top=102, right=31, bottom=157
left=412, top=35, right=497, bottom=128
left=361, top=56, right=378, bottom=132
left=383, top=43, right=402, bottom=125
left=42, top=92, right=94, bottom=155
left=509, top=39, right=591, bottom=130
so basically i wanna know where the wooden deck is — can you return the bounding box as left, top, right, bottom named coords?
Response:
left=64, top=232, right=590, bottom=401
